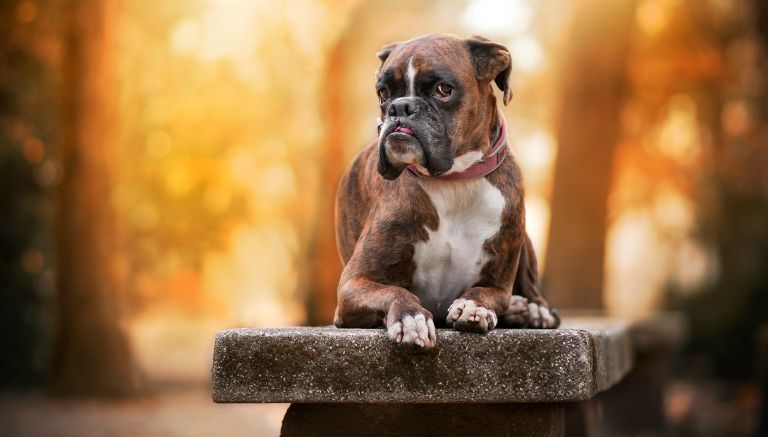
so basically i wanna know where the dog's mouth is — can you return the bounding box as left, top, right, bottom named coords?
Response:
left=393, top=125, right=414, bottom=136
left=377, top=121, right=421, bottom=180
left=385, top=123, right=416, bottom=141
left=377, top=119, right=453, bottom=179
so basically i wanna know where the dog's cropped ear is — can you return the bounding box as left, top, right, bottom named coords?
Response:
left=376, top=42, right=399, bottom=77
left=466, top=36, right=513, bottom=105
left=376, top=42, right=399, bottom=64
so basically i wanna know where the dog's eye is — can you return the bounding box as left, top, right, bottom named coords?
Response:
left=434, top=83, right=453, bottom=101
left=377, top=88, right=390, bottom=103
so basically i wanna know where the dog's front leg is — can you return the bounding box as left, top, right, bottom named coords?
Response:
left=335, top=277, right=436, bottom=349
left=511, top=233, right=561, bottom=329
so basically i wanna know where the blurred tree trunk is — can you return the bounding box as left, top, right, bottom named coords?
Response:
left=543, top=0, right=637, bottom=309
left=306, top=38, right=349, bottom=325
left=51, top=0, right=140, bottom=396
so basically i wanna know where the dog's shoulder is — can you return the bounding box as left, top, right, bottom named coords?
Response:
left=485, top=152, right=525, bottom=208
left=336, top=142, right=438, bottom=264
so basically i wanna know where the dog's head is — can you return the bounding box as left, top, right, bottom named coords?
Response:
left=375, top=34, right=512, bottom=180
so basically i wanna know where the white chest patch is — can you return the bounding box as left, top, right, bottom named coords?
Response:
left=411, top=178, right=506, bottom=319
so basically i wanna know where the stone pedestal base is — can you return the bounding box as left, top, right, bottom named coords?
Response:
left=281, top=403, right=565, bottom=437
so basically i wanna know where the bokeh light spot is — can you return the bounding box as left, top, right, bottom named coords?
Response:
left=15, top=0, right=38, bottom=24
left=517, top=130, right=556, bottom=169
left=22, top=137, right=45, bottom=164
left=146, top=130, right=174, bottom=157
left=21, top=249, right=44, bottom=274
left=133, top=203, right=160, bottom=231
left=722, top=99, right=752, bottom=137
left=165, top=166, right=194, bottom=197
left=461, top=0, right=533, bottom=35
left=656, top=95, right=700, bottom=165
left=204, top=185, right=232, bottom=214
left=524, top=194, right=550, bottom=270
left=509, top=36, right=547, bottom=72
left=170, top=19, right=201, bottom=55
left=35, top=159, right=59, bottom=187
left=636, top=0, right=669, bottom=37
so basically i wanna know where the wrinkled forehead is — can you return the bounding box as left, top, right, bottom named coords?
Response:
left=379, top=36, right=475, bottom=82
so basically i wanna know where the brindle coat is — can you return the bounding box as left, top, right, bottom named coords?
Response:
left=334, top=34, right=558, bottom=348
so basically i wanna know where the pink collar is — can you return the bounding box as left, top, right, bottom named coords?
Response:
left=406, top=114, right=508, bottom=181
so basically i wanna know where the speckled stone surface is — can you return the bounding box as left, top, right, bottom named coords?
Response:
left=212, top=319, right=632, bottom=403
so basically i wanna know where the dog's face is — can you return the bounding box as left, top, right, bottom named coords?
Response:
left=375, top=34, right=512, bottom=180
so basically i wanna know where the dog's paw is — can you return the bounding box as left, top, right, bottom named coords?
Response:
left=501, top=295, right=529, bottom=326
left=387, top=311, right=436, bottom=349
left=446, top=298, right=497, bottom=334
left=527, top=302, right=560, bottom=329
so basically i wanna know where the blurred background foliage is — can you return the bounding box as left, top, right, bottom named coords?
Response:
left=0, top=0, right=767, bottom=434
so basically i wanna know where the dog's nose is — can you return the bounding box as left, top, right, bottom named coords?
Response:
left=388, top=97, right=419, bottom=117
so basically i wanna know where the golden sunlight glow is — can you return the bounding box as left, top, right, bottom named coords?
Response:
left=636, top=0, right=672, bottom=37
left=146, top=130, right=173, bottom=158
left=605, top=185, right=698, bottom=317
left=460, top=0, right=533, bottom=35
left=170, top=19, right=200, bottom=55
left=654, top=95, right=701, bottom=165
left=670, top=238, right=718, bottom=293
left=516, top=129, right=556, bottom=172
left=509, top=36, right=548, bottom=72
left=165, top=166, right=195, bottom=198
left=202, top=224, right=305, bottom=327
left=525, top=194, right=551, bottom=271
left=653, top=187, right=694, bottom=232
left=132, top=203, right=159, bottom=231
left=204, top=184, right=233, bottom=214
left=174, top=0, right=264, bottom=62
left=604, top=209, right=666, bottom=317
left=197, top=1, right=263, bottom=63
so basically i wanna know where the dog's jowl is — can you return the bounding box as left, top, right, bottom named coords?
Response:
left=333, top=34, right=559, bottom=349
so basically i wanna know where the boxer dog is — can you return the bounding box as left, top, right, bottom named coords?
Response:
left=333, top=34, right=559, bottom=349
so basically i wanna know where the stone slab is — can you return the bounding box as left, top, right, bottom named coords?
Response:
left=212, top=319, right=633, bottom=403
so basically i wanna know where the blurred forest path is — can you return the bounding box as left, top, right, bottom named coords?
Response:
left=0, top=388, right=287, bottom=436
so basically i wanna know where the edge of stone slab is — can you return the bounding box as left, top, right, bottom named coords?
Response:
left=212, top=322, right=633, bottom=404
left=561, top=318, right=634, bottom=394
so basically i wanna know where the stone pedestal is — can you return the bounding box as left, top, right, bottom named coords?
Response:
left=596, top=312, right=688, bottom=436
left=212, top=319, right=633, bottom=436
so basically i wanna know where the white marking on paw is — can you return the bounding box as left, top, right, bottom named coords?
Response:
left=539, top=306, right=557, bottom=328
left=446, top=298, right=497, bottom=333
left=527, top=302, right=540, bottom=326
left=509, top=295, right=529, bottom=312
left=527, top=302, right=558, bottom=329
left=388, top=320, right=404, bottom=342
left=388, top=313, right=436, bottom=348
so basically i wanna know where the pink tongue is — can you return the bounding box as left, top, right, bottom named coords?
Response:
left=396, top=126, right=414, bottom=135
